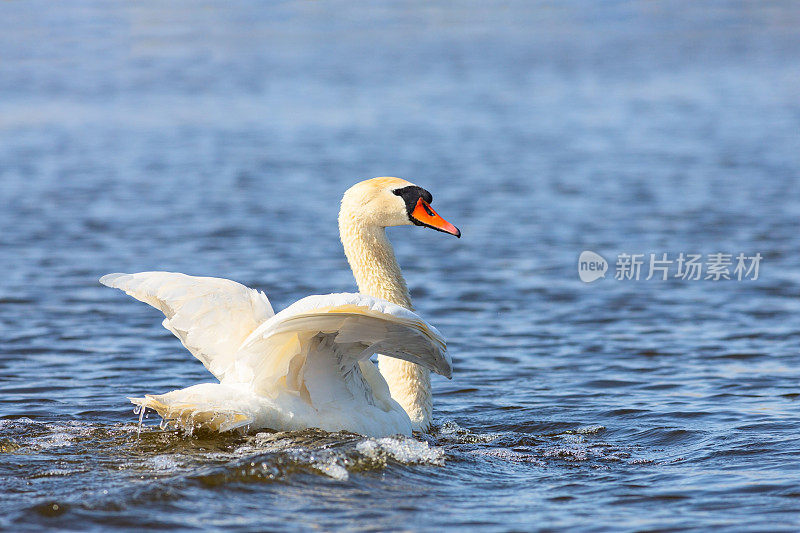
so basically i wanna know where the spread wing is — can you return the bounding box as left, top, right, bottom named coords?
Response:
left=231, top=293, right=451, bottom=400
left=100, top=272, right=274, bottom=382
left=101, top=274, right=451, bottom=405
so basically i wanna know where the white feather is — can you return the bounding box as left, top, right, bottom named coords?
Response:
left=102, top=272, right=451, bottom=437
left=100, top=272, right=273, bottom=382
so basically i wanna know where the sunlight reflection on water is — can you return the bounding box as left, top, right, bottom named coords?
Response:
left=1, top=0, right=800, bottom=530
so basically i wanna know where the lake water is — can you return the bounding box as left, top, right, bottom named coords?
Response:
left=1, top=1, right=800, bottom=530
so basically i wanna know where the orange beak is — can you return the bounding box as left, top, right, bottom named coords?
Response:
left=410, top=198, right=461, bottom=237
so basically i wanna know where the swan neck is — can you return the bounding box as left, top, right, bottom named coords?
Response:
left=338, top=216, right=432, bottom=431
left=340, top=224, right=412, bottom=308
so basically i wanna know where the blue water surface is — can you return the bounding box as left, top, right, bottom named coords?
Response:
left=1, top=1, right=800, bottom=531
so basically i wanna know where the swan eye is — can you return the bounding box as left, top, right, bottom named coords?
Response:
left=392, top=185, right=457, bottom=236
left=392, top=185, right=433, bottom=214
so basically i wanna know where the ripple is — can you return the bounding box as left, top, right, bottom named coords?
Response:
left=2, top=0, right=800, bottom=530
left=193, top=430, right=446, bottom=483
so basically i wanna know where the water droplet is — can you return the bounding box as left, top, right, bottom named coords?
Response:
left=136, top=405, right=146, bottom=437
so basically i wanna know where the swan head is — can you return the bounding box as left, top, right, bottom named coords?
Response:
left=340, top=177, right=461, bottom=237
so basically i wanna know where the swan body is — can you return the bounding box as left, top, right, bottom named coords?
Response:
left=102, top=177, right=460, bottom=437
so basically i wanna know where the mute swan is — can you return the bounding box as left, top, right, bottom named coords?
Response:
left=101, top=177, right=460, bottom=437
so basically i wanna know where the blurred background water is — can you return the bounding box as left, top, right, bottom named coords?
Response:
left=1, top=1, right=800, bottom=530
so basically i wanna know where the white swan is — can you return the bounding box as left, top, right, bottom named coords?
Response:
left=101, top=177, right=461, bottom=437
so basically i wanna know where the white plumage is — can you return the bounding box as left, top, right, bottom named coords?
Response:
left=101, top=177, right=460, bottom=437
left=101, top=272, right=450, bottom=437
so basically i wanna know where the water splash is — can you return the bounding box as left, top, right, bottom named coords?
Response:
left=134, top=405, right=145, bottom=437
left=184, top=429, right=450, bottom=483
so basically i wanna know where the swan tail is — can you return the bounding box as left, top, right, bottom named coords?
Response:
left=130, top=383, right=256, bottom=434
